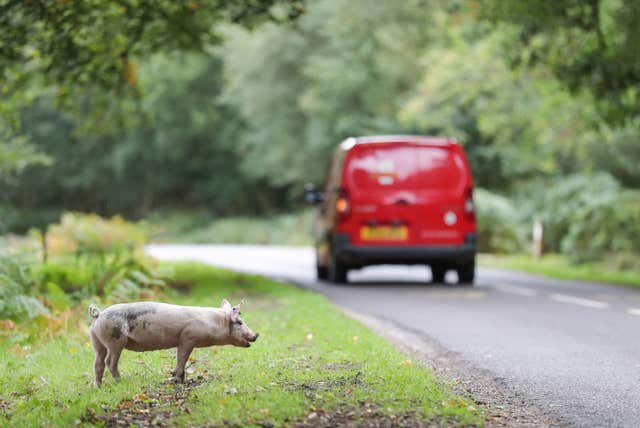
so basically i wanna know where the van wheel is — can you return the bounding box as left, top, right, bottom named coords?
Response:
left=315, top=249, right=329, bottom=280
left=431, top=265, right=446, bottom=283
left=328, top=251, right=348, bottom=283
left=458, top=261, right=475, bottom=284
left=316, top=264, right=329, bottom=280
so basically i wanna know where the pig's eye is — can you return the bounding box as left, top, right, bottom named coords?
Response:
left=235, top=320, right=243, bottom=326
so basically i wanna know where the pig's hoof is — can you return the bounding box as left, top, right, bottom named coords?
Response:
left=93, top=382, right=101, bottom=388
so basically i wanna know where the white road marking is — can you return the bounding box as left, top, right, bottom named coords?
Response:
left=550, top=294, right=609, bottom=309
left=493, top=283, right=538, bottom=297
left=628, top=308, right=640, bottom=316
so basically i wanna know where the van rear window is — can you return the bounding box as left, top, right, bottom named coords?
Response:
left=346, top=145, right=463, bottom=191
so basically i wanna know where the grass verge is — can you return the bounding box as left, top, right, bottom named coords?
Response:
left=149, top=210, right=314, bottom=246
left=479, top=253, right=640, bottom=288
left=0, top=262, right=484, bottom=427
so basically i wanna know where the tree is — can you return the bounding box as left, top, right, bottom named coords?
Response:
left=479, top=0, right=640, bottom=185
left=399, top=28, right=599, bottom=189
left=0, top=0, right=304, bottom=89
left=7, top=52, right=281, bottom=223
left=222, top=0, right=435, bottom=190
left=480, top=0, right=640, bottom=121
left=0, top=0, right=304, bottom=180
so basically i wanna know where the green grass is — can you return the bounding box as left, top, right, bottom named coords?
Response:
left=149, top=209, right=314, bottom=245
left=479, top=253, right=640, bottom=288
left=0, top=262, right=484, bottom=427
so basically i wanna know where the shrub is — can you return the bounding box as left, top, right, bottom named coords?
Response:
left=474, top=188, right=524, bottom=253
left=560, top=189, right=640, bottom=262
left=34, top=261, right=93, bottom=294
left=33, top=251, right=168, bottom=300
left=0, top=257, right=49, bottom=321
left=174, top=210, right=314, bottom=245
left=45, top=212, right=149, bottom=256
left=524, top=173, right=640, bottom=263
left=28, top=212, right=167, bottom=302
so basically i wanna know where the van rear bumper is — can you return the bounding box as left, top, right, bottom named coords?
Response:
left=334, top=233, right=476, bottom=266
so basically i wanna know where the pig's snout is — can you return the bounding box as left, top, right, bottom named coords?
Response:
left=243, top=332, right=259, bottom=347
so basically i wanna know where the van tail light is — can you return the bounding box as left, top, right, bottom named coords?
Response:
left=464, top=188, right=475, bottom=222
left=335, top=188, right=350, bottom=220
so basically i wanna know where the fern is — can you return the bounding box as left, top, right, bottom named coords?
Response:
left=0, top=258, right=49, bottom=320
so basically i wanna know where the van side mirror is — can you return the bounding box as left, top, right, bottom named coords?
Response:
left=304, top=183, right=324, bottom=205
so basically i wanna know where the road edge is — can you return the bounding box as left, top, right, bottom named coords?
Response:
left=335, top=305, right=571, bottom=428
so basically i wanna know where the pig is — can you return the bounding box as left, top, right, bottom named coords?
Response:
left=88, top=299, right=259, bottom=387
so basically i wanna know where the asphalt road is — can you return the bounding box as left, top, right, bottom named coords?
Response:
left=147, top=244, right=640, bottom=427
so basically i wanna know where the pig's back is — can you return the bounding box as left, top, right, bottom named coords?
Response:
left=96, top=302, right=217, bottom=351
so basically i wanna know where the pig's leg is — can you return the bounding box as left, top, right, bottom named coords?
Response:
left=90, top=331, right=107, bottom=388
left=174, top=344, right=194, bottom=383
left=105, top=345, right=124, bottom=382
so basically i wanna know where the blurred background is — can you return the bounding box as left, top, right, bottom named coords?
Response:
left=1, top=0, right=639, bottom=295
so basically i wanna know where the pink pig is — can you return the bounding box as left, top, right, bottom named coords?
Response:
left=88, top=299, right=259, bottom=387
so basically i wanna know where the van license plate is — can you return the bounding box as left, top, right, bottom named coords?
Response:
left=361, top=225, right=408, bottom=240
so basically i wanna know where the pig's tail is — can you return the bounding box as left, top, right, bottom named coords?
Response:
left=88, top=304, right=101, bottom=319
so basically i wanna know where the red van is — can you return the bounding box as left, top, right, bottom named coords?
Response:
left=306, top=135, right=476, bottom=284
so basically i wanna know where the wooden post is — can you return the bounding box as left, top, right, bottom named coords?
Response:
left=532, top=220, right=543, bottom=259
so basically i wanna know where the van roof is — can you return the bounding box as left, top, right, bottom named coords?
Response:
left=340, top=135, right=457, bottom=150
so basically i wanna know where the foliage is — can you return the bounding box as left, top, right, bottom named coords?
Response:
left=480, top=0, right=640, bottom=107
left=39, top=212, right=167, bottom=299
left=33, top=253, right=166, bottom=301
left=0, top=213, right=166, bottom=323
left=560, top=188, right=640, bottom=263
left=153, top=209, right=314, bottom=245
left=46, top=212, right=148, bottom=255
left=0, top=0, right=304, bottom=90
left=0, top=136, right=51, bottom=181
left=6, top=53, right=281, bottom=219
left=399, top=24, right=599, bottom=189
left=0, top=257, right=49, bottom=321
left=478, top=1, right=640, bottom=185
left=0, top=0, right=304, bottom=191
left=522, top=173, right=640, bottom=263
left=222, top=0, right=436, bottom=189
left=474, top=189, right=524, bottom=253
left=590, top=118, right=640, bottom=187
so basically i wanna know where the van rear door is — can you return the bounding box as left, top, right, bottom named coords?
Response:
left=344, top=142, right=467, bottom=246
left=344, top=143, right=419, bottom=245
left=413, top=145, right=467, bottom=245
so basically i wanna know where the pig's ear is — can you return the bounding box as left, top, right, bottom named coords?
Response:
left=231, top=304, right=241, bottom=321
left=221, top=299, right=232, bottom=311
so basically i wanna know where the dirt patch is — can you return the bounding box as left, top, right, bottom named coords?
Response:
left=291, top=402, right=440, bottom=428
left=280, top=371, right=363, bottom=393
left=81, top=375, right=213, bottom=427
left=0, top=396, right=14, bottom=418
left=321, top=361, right=362, bottom=371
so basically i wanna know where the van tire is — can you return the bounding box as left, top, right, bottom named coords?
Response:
left=316, top=264, right=329, bottom=280
left=458, top=261, right=475, bottom=284
left=328, top=251, right=348, bottom=284
left=431, top=265, right=446, bottom=283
